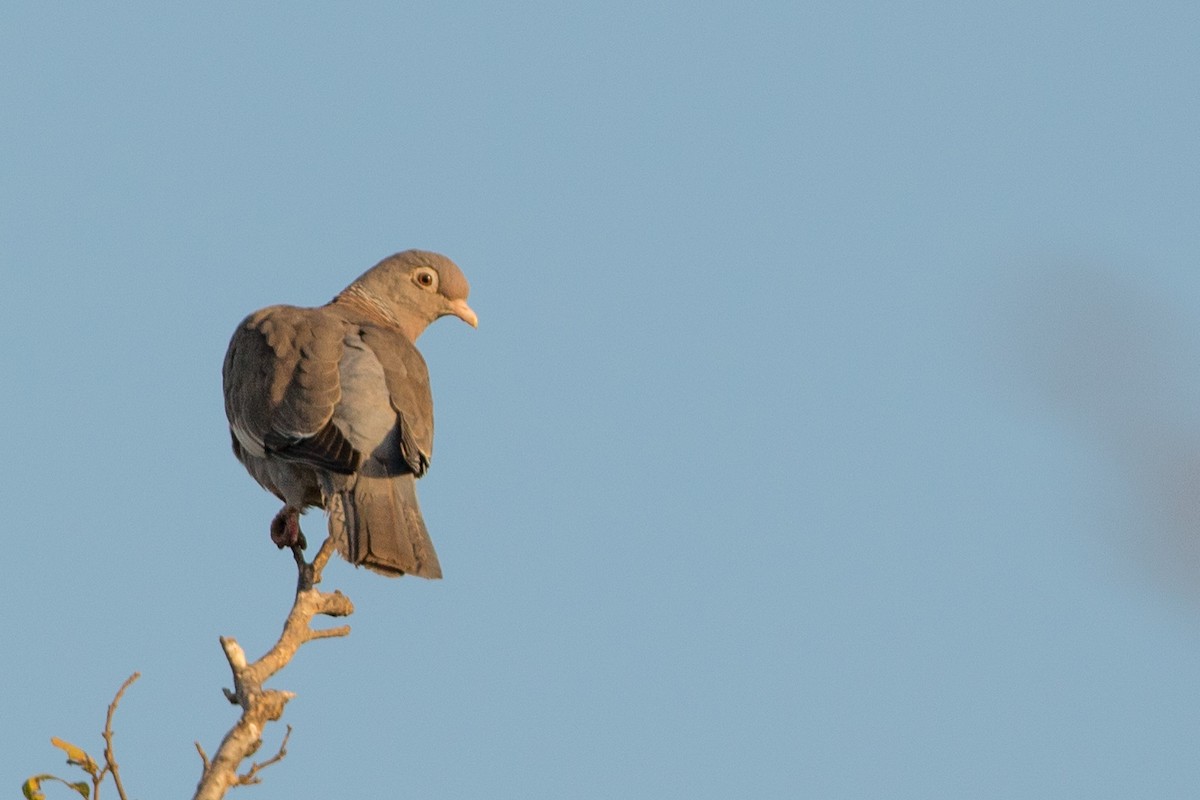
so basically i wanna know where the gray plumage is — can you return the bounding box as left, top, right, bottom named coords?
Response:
left=222, top=250, right=477, bottom=578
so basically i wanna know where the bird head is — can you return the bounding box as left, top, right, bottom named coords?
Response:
left=340, top=250, right=478, bottom=339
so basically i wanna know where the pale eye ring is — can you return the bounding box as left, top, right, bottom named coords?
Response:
left=414, top=270, right=436, bottom=288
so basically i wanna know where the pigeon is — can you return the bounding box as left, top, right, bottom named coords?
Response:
left=222, top=250, right=477, bottom=578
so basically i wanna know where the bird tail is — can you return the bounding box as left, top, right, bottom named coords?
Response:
left=326, top=474, right=443, bottom=579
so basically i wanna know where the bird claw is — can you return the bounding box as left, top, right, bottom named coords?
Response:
left=270, top=508, right=307, bottom=550
left=291, top=543, right=316, bottom=590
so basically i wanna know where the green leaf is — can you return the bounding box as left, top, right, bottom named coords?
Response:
left=22, top=774, right=49, bottom=800
left=50, top=738, right=99, bottom=777
left=20, top=775, right=92, bottom=800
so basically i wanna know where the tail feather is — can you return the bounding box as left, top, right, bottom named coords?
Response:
left=326, top=474, right=442, bottom=578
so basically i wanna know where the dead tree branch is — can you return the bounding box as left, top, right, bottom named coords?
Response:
left=101, top=672, right=140, bottom=800
left=191, top=535, right=353, bottom=800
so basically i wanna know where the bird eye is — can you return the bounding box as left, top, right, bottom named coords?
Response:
left=413, top=269, right=437, bottom=289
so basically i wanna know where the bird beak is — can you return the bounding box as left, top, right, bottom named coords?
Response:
left=446, top=298, right=479, bottom=328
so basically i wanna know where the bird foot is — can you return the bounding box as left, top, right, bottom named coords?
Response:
left=270, top=508, right=308, bottom=550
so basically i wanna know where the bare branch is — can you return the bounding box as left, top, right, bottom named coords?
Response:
left=236, top=725, right=292, bottom=786
left=192, top=535, right=354, bottom=800
left=195, top=741, right=211, bottom=772
left=101, top=672, right=140, bottom=800
left=304, top=624, right=352, bottom=641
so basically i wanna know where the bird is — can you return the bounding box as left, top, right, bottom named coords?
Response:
left=222, top=250, right=477, bottom=578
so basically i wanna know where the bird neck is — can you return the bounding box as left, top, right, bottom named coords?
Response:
left=330, top=285, right=428, bottom=341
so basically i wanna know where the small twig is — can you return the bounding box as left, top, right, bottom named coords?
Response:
left=304, top=624, right=352, bottom=641
left=195, top=741, right=211, bottom=772
left=236, top=725, right=292, bottom=786
left=100, top=672, right=140, bottom=800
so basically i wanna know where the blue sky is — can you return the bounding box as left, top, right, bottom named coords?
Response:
left=4, top=2, right=1200, bottom=797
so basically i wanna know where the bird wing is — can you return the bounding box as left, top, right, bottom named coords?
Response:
left=223, top=305, right=361, bottom=474
left=353, top=324, right=434, bottom=477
